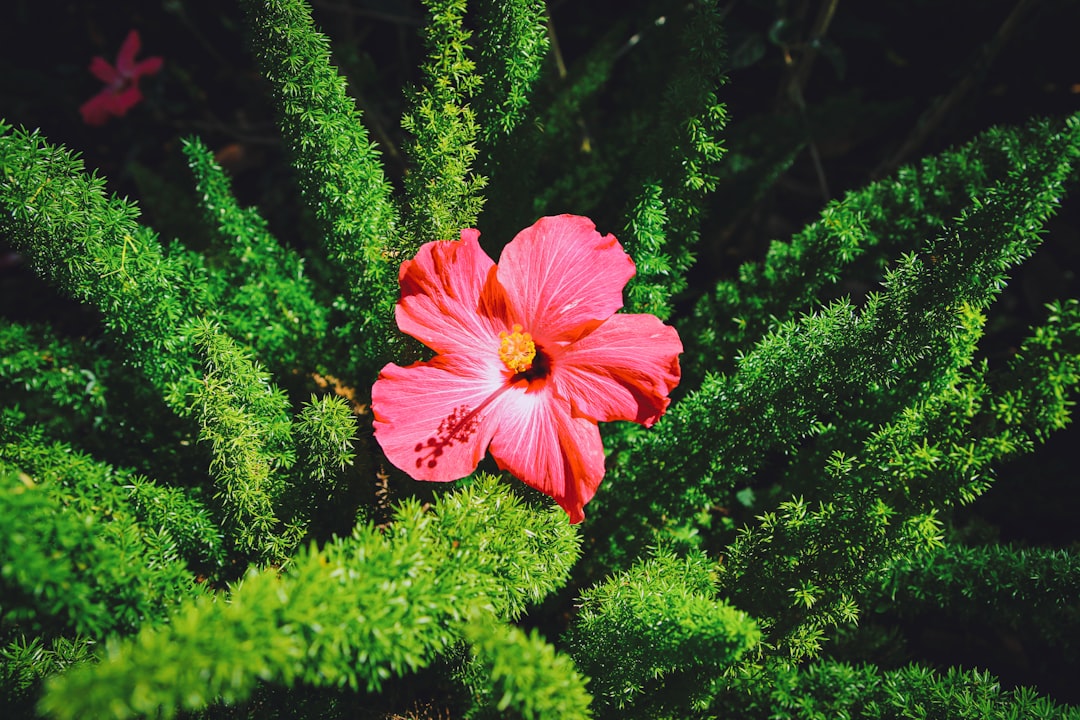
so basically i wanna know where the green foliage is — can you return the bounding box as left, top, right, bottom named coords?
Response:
left=183, top=320, right=302, bottom=564
left=240, top=0, right=403, bottom=381
left=473, top=0, right=550, bottom=143
left=714, top=291, right=1080, bottom=660
left=482, top=0, right=727, bottom=318
left=0, top=442, right=209, bottom=638
left=1, top=1, right=1080, bottom=717
left=0, top=635, right=95, bottom=715
left=883, top=542, right=1080, bottom=653
left=595, top=114, right=1080, bottom=573
left=0, top=122, right=204, bottom=397
left=181, top=136, right=329, bottom=375
left=459, top=617, right=592, bottom=720
left=992, top=297, right=1080, bottom=441
left=620, top=0, right=728, bottom=321
left=711, top=660, right=1080, bottom=719
left=565, top=548, right=759, bottom=717
left=504, top=22, right=621, bottom=222
left=294, top=394, right=358, bottom=485
left=684, top=116, right=1080, bottom=379
left=0, top=320, right=110, bottom=436
left=401, top=0, right=487, bottom=242
left=38, top=476, right=580, bottom=718
left=0, top=409, right=224, bottom=575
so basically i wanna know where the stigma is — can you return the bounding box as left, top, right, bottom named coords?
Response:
left=498, top=324, right=536, bottom=373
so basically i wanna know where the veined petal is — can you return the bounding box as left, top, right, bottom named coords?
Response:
left=88, top=57, right=118, bottom=84
left=397, top=229, right=511, bottom=356
left=372, top=354, right=511, bottom=482
left=497, top=215, right=635, bottom=343
left=116, top=30, right=142, bottom=76
left=550, top=313, right=682, bottom=427
left=488, top=389, right=605, bottom=524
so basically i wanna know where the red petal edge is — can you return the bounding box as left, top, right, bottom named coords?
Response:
left=488, top=388, right=605, bottom=524
left=396, top=229, right=511, bottom=357
left=550, top=312, right=682, bottom=426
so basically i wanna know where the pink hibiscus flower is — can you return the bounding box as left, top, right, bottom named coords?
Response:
left=371, top=214, right=682, bottom=523
left=79, top=30, right=163, bottom=126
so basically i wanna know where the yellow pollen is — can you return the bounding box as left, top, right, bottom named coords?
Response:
left=498, top=324, right=536, bottom=373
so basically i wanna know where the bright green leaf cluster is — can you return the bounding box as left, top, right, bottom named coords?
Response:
left=39, top=475, right=580, bottom=718
left=595, top=113, right=1080, bottom=574
left=565, top=548, right=759, bottom=717
left=2, top=2, right=1080, bottom=717
left=0, top=443, right=209, bottom=638
left=0, top=635, right=95, bottom=715
left=241, top=0, right=403, bottom=380
left=183, top=320, right=301, bottom=563
left=182, top=136, right=329, bottom=375
left=0, top=122, right=205, bottom=396
left=401, top=0, right=488, bottom=242
left=0, top=321, right=110, bottom=437
left=459, top=617, right=592, bottom=720
left=294, top=394, right=358, bottom=485
left=473, top=0, right=550, bottom=142
left=620, top=0, right=728, bottom=321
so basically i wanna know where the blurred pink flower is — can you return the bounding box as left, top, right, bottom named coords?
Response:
left=79, top=30, right=163, bottom=126
left=371, top=215, right=683, bottom=523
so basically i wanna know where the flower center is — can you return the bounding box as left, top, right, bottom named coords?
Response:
left=498, top=324, right=536, bottom=374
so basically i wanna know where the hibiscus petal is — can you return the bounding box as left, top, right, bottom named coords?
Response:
left=372, top=354, right=510, bottom=482
left=497, top=215, right=636, bottom=344
left=79, top=92, right=115, bottom=126
left=550, top=313, right=682, bottom=427
left=109, top=86, right=144, bottom=117
left=488, top=388, right=605, bottom=524
left=133, top=56, right=164, bottom=78
left=396, top=229, right=512, bottom=356
left=88, top=57, right=118, bottom=84
left=116, top=30, right=142, bottom=76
